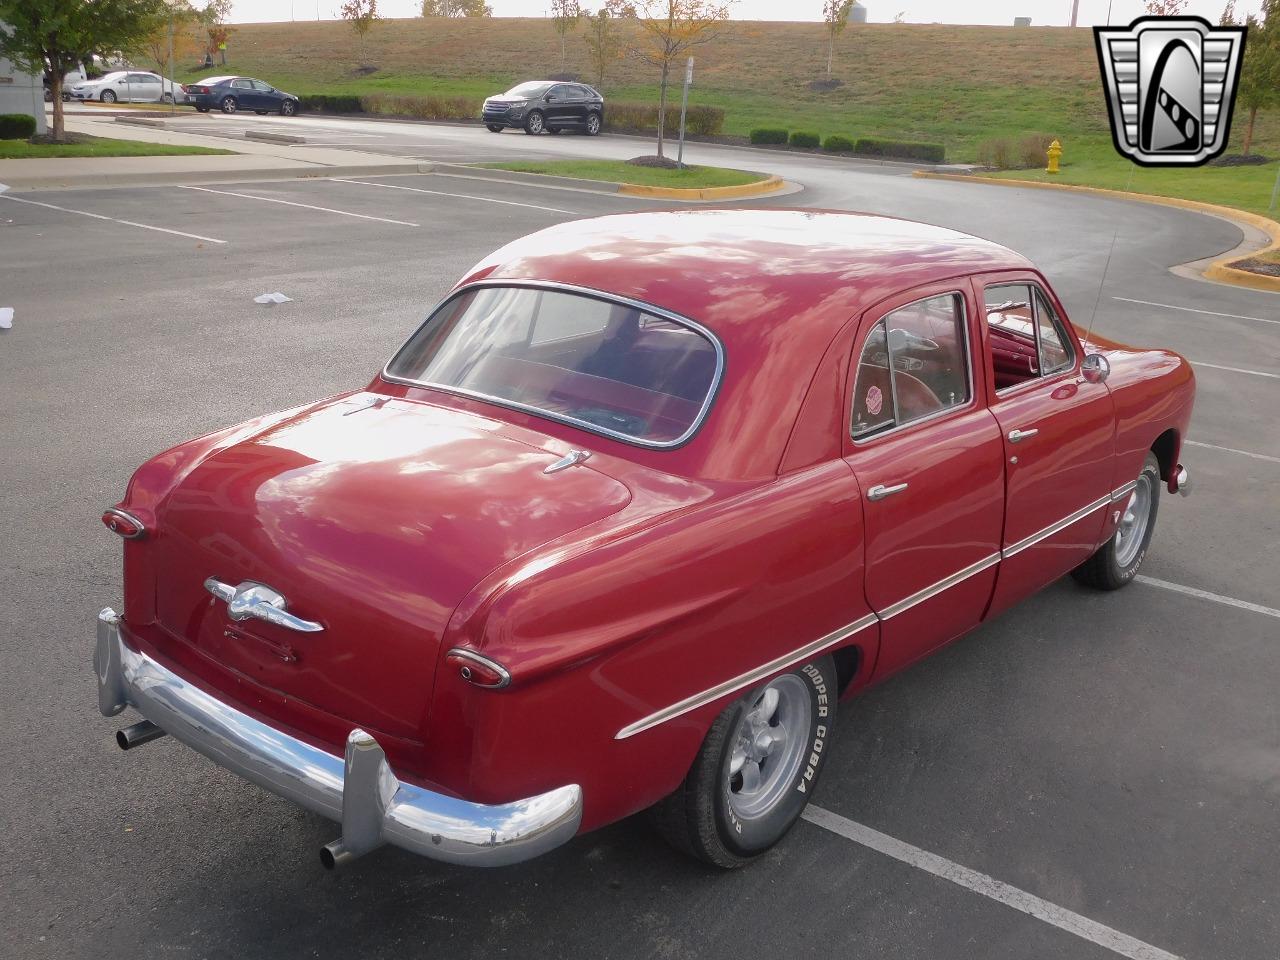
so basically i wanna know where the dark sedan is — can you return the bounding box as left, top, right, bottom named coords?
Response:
left=482, top=81, right=603, bottom=136
left=185, top=76, right=300, bottom=116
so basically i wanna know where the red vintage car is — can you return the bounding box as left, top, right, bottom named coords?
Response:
left=97, top=210, right=1193, bottom=870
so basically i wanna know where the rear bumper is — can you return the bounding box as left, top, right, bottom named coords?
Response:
left=95, top=607, right=583, bottom=867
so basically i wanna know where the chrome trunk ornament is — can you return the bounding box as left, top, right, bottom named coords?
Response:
left=204, top=578, right=324, bottom=633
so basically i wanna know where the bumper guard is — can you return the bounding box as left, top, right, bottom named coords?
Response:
left=95, top=608, right=583, bottom=868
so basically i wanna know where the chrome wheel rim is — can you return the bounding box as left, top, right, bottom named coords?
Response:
left=587, top=115, right=600, bottom=134
left=102, top=91, right=115, bottom=103
left=283, top=101, right=294, bottom=115
left=223, top=98, right=236, bottom=113
left=528, top=113, right=543, bottom=133
left=1114, top=473, right=1152, bottom=568
left=726, top=674, right=811, bottom=820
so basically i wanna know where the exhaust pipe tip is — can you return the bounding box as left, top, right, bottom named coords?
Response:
left=320, top=838, right=363, bottom=870
left=116, top=719, right=166, bottom=750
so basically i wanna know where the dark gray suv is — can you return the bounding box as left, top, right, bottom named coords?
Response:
left=482, top=81, right=604, bottom=136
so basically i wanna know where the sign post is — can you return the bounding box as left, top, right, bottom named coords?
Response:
left=676, top=57, right=693, bottom=170
left=168, top=16, right=176, bottom=116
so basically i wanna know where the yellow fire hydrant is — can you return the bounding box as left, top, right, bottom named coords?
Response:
left=1046, top=139, right=1062, bottom=175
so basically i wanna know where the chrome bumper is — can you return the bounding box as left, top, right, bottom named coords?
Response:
left=95, top=608, right=583, bottom=868
left=1171, top=464, right=1191, bottom=497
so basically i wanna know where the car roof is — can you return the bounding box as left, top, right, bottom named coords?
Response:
left=196, top=76, right=238, bottom=84
left=461, top=209, right=1032, bottom=342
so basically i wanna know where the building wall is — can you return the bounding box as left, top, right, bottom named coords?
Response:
left=0, top=44, right=48, bottom=136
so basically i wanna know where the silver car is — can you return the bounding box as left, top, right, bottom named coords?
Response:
left=69, top=71, right=187, bottom=104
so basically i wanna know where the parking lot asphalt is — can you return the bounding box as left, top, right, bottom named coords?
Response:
left=1, top=158, right=1277, bottom=960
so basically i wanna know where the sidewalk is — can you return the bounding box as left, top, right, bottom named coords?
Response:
left=0, top=115, right=424, bottom=191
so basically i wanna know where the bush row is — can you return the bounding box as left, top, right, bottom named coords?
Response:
left=603, top=102, right=725, bottom=137
left=749, top=126, right=945, bottom=163
left=0, top=113, right=36, bottom=140
left=361, top=92, right=477, bottom=120
left=975, top=134, right=1055, bottom=170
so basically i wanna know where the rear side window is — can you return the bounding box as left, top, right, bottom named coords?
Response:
left=852, top=293, right=970, bottom=439
left=385, top=285, right=722, bottom=447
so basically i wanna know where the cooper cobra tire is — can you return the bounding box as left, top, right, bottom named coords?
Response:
left=650, top=655, right=837, bottom=869
left=101, top=90, right=116, bottom=103
left=1072, top=452, right=1161, bottom=591
left=220, top=96, right=237, bottom=114
left=523, top=110, right=545, bottom=134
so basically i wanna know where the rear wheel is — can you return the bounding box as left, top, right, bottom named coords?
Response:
left=1072, top=452, right=1161, bottom=591
left=650, top=655, right=837, bottom=868
left=486, top=124, right=504, bottom=133
left=220, top=96, right=237, bottom=114
left=523, top=110, right=545, bottom=135
left=101, top=90, right=116, bottom=103
left=585, top=112, right=601, bottom=136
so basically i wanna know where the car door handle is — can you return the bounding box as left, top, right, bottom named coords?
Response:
left=1008, top=428, right=1039, bottom=443
left=867, top=482, right=909, bottom=501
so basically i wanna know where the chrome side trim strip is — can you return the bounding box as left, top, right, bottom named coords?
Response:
left=613, top=613, right=878, bottom=741
left=879, top=552, right=1003, bottom=620
left=1002, top=494, right=1110, bottom=559
left=1111, top=480, right=1138, bottom=501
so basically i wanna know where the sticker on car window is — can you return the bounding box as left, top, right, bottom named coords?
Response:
left=866, top=385, right=883, bottom=417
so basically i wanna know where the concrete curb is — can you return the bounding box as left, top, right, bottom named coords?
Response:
left=113, top=116, right=167, bottom=129
left=913, top=170, right=1280, bottom=294
left=430, top=163, right=622, bottom=193
left=245, top=130, right=308, bottom=145
left=0, top=162, right=430, bottom=191
left=618, top=175, right=784, bottom=201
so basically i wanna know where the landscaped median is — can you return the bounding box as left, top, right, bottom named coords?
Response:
left=478, top=159, right=784, bottom=201
left=0, top=133, right=233, bottom=159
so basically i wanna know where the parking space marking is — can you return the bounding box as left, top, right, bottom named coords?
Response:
left=331, top=178, right=578, bottom=215
left=1113, top=296, right=1280, bottom=327
left=1, top=194, right=227, bottom=244
left=1185, top=440, right=1280, bottom=464
left=1188, top=361, right=1280, bottom=380
left=177, top=185, right=419, bottom=226
left=1134, top=575, right=1280, bottom=620
left=802, top=806, right=1183, bottom=960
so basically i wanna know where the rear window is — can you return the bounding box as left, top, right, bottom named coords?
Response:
left=385, top=285, right=722, bottom=446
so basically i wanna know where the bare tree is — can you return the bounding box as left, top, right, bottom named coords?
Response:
left=552, top=0, right=583, bottom=73
left=822, top=0, right=852, bottom=79
left=584, top=4, right=624, bottom=87
left=1143, top=0, right=1189, bottom=14
left=624, top=0, right=732, bottom=158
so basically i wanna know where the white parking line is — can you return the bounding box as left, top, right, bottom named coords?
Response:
left=1, top=194, right=227, bottom=244
left=1113, top=296, right=1280, bottom=327
left=331, top=178, right=578, bottom=215
left=178, top=185, right=419, bottom=226
left=803, top=806, right=1182, bottom=960
left=1135, top=575, right=1280, bottom=620
left=1189, top=361, right=1280, bottom=380
left=1185, top=440, right=1280, bottom=464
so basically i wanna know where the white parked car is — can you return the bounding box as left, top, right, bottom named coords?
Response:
left=68, top=71, right=187, bottom=104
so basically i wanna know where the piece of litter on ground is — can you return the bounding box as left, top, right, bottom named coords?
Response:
left=0, top=183, right=9, bottom=195
left=0, top=307, right=13, bottom=329
left=253, top=292, right=292, bottom=305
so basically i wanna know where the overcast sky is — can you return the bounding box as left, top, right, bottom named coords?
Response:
left=230, top=0, right=1263, bottom=25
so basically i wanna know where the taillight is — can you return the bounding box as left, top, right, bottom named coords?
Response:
left=102, top=508, right=146, bottom=540
left=445, top=649, right=510, bottom=689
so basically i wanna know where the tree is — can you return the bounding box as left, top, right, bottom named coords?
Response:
left=625, top=0, right=732, bottom=158
left=420, top=0, right=492, bottom=15
left=584, top=5, right=624, bottom=86
left=0, top=0, right=169, bottom=141
left=822, top=0, right=852, bottom=79
left=551, top=0, right=583, bottom=73
left=201, top=0, right=233, bottom=64
left=141, top=0, right=200, bottom=77
left=1143, top=0, right=1189, bottom=14
left=339, top=0, right=379, bottom=58
left=1219, top=0, right=1235, bottom=26
left=1228, top=0, right=1280, bottom=155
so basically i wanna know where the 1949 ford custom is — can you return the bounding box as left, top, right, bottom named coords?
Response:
left=96, top=210, right=1193, bottom=870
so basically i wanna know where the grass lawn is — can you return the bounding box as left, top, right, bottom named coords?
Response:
left=481, top=159, right=767, bottom=188
left=985, top=137, right=1280, bottom=222
left=0, top=135, right=233, bottom=159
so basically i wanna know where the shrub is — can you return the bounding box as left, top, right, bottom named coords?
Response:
left=297, top=94, right=363, bottom=114
left=822, top=134, right=854, bottom=152
left=1018, top=134, right=1055, bottom=169
left=853, top=137, right=945, bottom=163
left=602, top=102, right=725, bottom=137
left=0, top=114, right=36, bottom=140
left=789, top=130, right=820, bottom=149
left=749, top=127, right=788, bottom=145
left=975, top=134, right=1053, bottom=170
left=360, top=93, right=479, bottom=120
